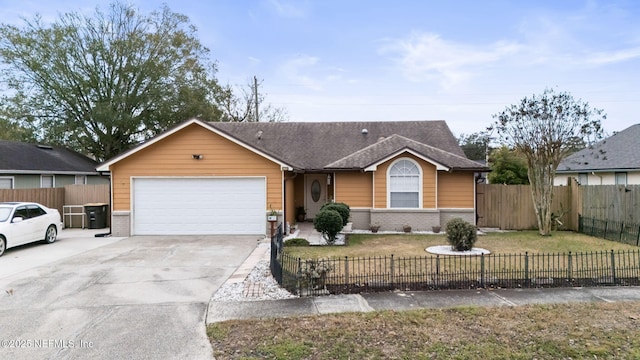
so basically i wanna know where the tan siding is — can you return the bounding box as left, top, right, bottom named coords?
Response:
left=293, top=175, right=304, bottom=210
left=438, top=171, right=475, bottom=208
left=285, top=174, right=296, bottom=225
left=373, top=153, right=436, bottom=208
left=374, top=164, right=387, bottom=209
left=335, top=172, right=372, bottom=207
left=110, top=123, right=282, bottom=211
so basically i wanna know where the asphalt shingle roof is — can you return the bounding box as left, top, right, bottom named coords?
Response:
left=325, top=134, right=486, bottom=170
left=557, top=124, right=640, bottom=172
left=0, top=140, right=99, bottom=173
left=210, top=120, right=485, bottom=171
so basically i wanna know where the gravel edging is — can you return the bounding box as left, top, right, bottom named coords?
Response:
left=211, top=243, right=297, bottom=302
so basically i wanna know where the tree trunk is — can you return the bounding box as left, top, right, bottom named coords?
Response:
left=529, top=165, right=554, bottom=236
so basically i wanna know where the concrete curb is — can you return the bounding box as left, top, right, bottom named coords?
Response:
left=207, top=286, right=640, bottom=324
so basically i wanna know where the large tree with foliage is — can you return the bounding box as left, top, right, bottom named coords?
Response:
left=0, top=2, right=223, bottom=161
left=490, top=88, right=605, bottom=235
left=487, top=145, right=529, bottom=185
left=458, top=131, right=492, bottom=161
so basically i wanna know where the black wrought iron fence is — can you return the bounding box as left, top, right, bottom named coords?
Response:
left=579, top=215, right=640, bottom=246
left=271, top=246, right=640, bottom=296
left=269, top=224, right=284, bottom=284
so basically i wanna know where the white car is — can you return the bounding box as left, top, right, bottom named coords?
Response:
left=0, top=202, right=63, bottom=257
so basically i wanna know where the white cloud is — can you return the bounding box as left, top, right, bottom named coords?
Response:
left=276, top=55, right=357, bottom=91
left=248, top=56, right=262, bottom=65
left=584, top=47, right=640, bottom=65
left=266, top=0, right=307, bottom=18
left=278, top=55, right=323, bottom=91
left=380, top=32, right=521, bottom=90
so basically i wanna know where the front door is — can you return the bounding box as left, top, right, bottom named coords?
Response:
left=305, top=174, right=327, bottom=219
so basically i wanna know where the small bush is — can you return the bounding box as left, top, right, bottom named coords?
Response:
left=284, top=238, right=310, bottom=247
left=313, top=209, right=343, bottom=245
left=320, top=202, right=350, bottom=226
left=445, top=218, right=477, bottom=251
left=300, top=258, right=334, bottom=290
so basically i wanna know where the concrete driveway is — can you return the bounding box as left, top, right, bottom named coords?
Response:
left=0, top=229, right=259, bottom=360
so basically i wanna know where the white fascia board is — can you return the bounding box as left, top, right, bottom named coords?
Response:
left=364, top=149, right=450, bottom=172
left=96, top=118, right=294, bottom=171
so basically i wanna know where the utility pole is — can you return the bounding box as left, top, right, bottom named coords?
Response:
left=253, top=75, right=259, bottom=122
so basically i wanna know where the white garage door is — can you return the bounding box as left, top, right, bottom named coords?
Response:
left=132, top=177, right=266, bottom=235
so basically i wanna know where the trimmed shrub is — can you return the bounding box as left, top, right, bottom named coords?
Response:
left=320, top=202, right=350, bottom=226
left=284, top=238, right=310, bottom=247
left=313, top=209, right=343, bottom=245
left=445, top=218, right=477, bottom=251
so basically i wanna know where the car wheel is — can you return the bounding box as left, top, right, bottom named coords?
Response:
left=0, top=236, right=5, bottom=257
left=44, top=225, right=57, bottom=244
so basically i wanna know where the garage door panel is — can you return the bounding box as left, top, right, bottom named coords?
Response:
left=133, top=178, right=266, bottom=235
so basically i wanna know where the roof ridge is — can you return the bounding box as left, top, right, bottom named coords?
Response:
left=326, top=133, right=478, bottom=168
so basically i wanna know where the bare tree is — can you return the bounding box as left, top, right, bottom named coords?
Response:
left=217, top=78, right=288, bottom=123
left=490, top=88, right=605, bottom=235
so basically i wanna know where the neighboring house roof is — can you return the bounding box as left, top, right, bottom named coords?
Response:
left=557, top=124, right=640, bottom=173
left=0, top=140, right=99, bottom=175
left=97, top=118, right=488, bottom=172
left=210, top=120, right=486, bottom=171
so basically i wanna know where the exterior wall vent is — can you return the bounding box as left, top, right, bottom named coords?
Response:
left=361, top=129, right=368, bottom=134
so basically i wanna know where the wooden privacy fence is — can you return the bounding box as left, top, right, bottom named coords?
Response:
left=580, top=185, right=640, bottom=224
left=476, top=182, right=578, bottom=230
left=0, top=184, right=110, bottom=228
left=0, top=188, right=65, bottom=216
left=477, top=183, right=640, bottom=231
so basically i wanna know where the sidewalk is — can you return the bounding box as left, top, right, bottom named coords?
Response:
left=208, top=286, right=640, bottom=323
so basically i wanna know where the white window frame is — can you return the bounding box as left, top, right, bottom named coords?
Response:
left=615, top=172, right=627, bottom=186
left=0, top=176, right=14, bottom=189
left=75, top=175, right=87, bottom=185
left=41, top=175, right=55, bottom=188
left=577, top=173, right=588, bottom=185
left=387, top=157, right=422, bottom=208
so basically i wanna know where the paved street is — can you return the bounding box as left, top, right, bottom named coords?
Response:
left=0, top=229, right=259, bottom=360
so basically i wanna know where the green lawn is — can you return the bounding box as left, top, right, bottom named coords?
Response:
left=285, top=231, right=639, bottom=259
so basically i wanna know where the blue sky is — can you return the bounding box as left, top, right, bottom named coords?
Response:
left=2, top=0, right=639, bottom=137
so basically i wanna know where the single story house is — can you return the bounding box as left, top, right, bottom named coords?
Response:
left=0, top=140, right=108, bottom=189
left=97, top=118, right=488, bottom=237
left=555, top=124, right=640, bottom=186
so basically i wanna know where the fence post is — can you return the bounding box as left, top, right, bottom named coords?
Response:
left=610, top=250, right=616, bottom=284
left=436, top=255, right=440, bottom=276
left=578, top=215, right=583, bottom=233
left=344, top=256, right=349, bottom=286
left=480, top=254, right=485, bottom=288
left=620, top=222, right=625, bottom=242
left=297, top=258, right=302, bottom=296
left=637, top=225, right=640, bottom=247
left=524, top=252, right=529, bottom=286
left=390, top=254, right=395, bottom=288
left=567, top=252, right=572, bottom=280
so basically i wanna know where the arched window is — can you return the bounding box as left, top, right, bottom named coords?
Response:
left=388, top=158, right=421, bottom=208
